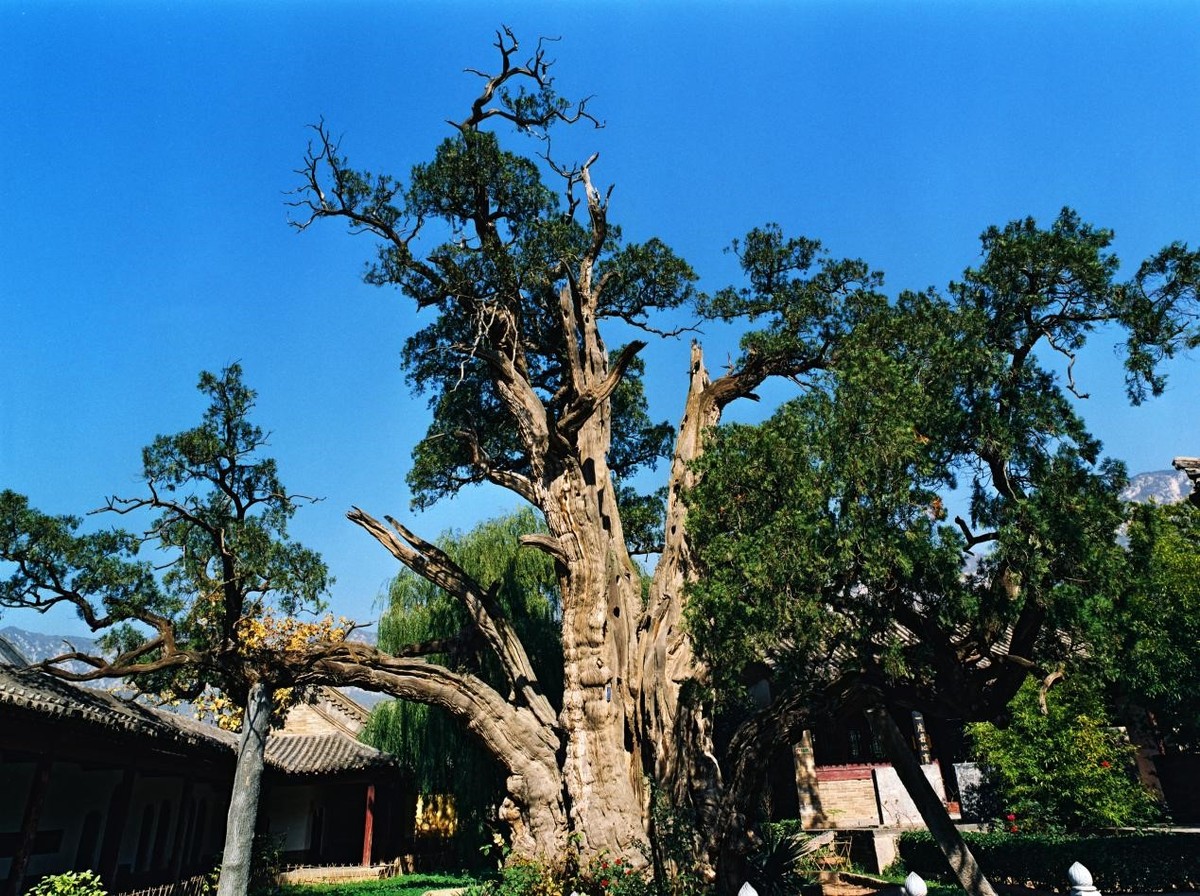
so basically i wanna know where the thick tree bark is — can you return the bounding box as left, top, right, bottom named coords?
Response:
left=866, top=705, right=998, bottom=896
left=316, top=651, right=568, bottom=859
left=544, top=453, right=648, bottom=859
left=216, top=681, right=272, bottom=896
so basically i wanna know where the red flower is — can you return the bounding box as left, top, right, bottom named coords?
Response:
left=1100, top=760, right=1111, bottom=768
left=601, top=880, right=609, bottom=888
left=1005, top=813, right=1016, bottom=821
left=1009, top=825, right=1019, bottom=833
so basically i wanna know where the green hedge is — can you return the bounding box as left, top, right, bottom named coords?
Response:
left=278, top=874, right=479, bottom=896
left=897, top=831, right=1200, bottom=892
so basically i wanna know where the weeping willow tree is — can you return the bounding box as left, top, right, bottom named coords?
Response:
left=362, top=509, right=563, bottom=861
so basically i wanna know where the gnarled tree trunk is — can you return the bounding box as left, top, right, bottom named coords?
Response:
left=216, top=680, right=272, bottom=896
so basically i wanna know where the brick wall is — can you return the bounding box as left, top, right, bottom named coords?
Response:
left=800, top=761, right=949, bottom=829
left=804, top=764, right=881, bottom=828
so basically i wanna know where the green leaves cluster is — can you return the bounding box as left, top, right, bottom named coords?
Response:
left=26, top=871, right=108, bottom=896
left=0, top=364, right=331, bottom=704
left=1103, top=500, right=1200, bottom=747
left=686, top=209, right=1198, bottom=718
left=967, top=677, right=1160, bottom=833
left=0, top=492, right=160, bottom=628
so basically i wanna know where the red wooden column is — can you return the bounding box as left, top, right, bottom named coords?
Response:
left=360, top=783, right=376, bottom=866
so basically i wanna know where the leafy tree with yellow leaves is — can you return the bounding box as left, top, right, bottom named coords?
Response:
left=0, top=364, right=345, bottom=896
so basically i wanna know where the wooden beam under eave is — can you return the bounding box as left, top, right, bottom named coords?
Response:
left=4, top=753, right=54, bottom=896
left=99, top=767, right=137, bottom=890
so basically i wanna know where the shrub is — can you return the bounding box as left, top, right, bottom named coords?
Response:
left=26, top=872, right=107, bottom=896
left=966, top=677, right=1160, bottom=833
left=467, top=852, right=653, bottom=896
left=897, top=830, right=1200, bottom=891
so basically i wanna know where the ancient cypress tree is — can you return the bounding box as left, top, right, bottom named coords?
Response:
left=286, top=28, right=1200, bottom=885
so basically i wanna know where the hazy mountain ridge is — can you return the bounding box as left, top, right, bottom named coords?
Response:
left=0, top=625, right=99, bottom=672
left=1119, top=469, right=1192, bottom=505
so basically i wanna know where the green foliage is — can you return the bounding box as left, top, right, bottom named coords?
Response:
left=897, top=830, right=1200, bottom=892
left=745, top=825, right=823, bottom=896
left=0, top=491, right=163, bottom=628
left=362, top=509, right=561, bottom=862
left=278, top=874, right=480, bottom=896
left=467, top=851, right=653, bottom=896
left=25, top=872, right=107, bottom=896
left=460, top=796, right=704, bottom=896
left=1105, top=501, right=1200, bottom=747
left=966, top=678, right=1160, bottom=833
left=687, top=281, right=985, bottom=699
left=645, top=792, right=707, bottom=896
left=684, top=209, right=1190, bottom=728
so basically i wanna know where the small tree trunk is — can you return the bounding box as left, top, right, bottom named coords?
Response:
left=866, top=706, right=998, bottom=896
left=217, top=681, right=272, bottom=896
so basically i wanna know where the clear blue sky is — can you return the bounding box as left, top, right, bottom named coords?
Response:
left=3, top=2, right=1198, bottom=638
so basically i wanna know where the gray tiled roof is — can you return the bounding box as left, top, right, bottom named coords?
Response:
left=0, top=665, right=400, bottom=778
left=266, top=732, right=402, bottom=776
left=0, top=664, right=236, bottom=755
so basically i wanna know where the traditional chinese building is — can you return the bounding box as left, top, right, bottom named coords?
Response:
left=0, top=636, right=408, bottom=896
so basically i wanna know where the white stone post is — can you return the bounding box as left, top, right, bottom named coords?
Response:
left=1068, top=862, right=1102, bottom=896
left=904, top=871, right=929, bottom=896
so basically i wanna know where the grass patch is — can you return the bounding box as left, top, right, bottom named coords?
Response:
left=876, top=868, right=967, bottom=896
left=279, top=872, right=480, bottom=896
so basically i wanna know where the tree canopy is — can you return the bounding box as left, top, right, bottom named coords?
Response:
left=0, top=364, right=344, bottom=896
left=685, top=210, right=1177, bottom=723
left=1102, top=499, right=1200, bottom=749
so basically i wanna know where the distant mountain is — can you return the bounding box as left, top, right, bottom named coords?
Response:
left=0, top=625, right=99, bottom=669
left=342, top=687, right=390, bottom=710
left=1120, top=469, right=1192, bottom=505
